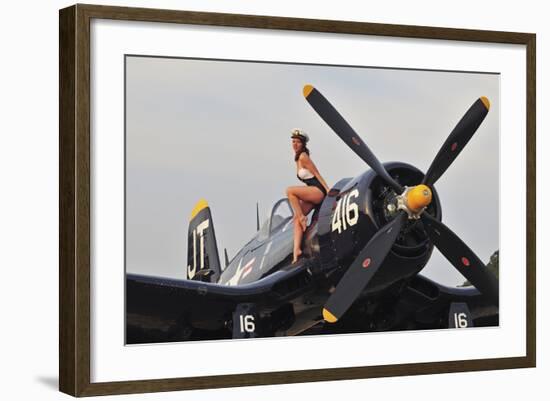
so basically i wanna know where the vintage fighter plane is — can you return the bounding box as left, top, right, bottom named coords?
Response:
left=126, top=85, right=499, bottom=344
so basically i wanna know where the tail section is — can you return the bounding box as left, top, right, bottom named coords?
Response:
left=187, top=199, right=221, bottom=282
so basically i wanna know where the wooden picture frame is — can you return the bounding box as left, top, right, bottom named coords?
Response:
left=59, top=3, right=536, bottom=397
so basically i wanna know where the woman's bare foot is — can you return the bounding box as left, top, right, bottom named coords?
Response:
left=292, top=249, right=303, bottom=264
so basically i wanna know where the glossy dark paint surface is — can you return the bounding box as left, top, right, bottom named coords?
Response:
left=126, top=162, right=478, bottom=343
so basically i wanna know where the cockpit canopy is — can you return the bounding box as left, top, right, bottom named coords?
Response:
left=257, top=198, right=294, bottom=241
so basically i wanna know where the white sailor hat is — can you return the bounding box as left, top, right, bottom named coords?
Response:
left=290, top=128, right=309, bottom=143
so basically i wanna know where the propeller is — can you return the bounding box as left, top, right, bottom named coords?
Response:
left=323, top=211, right=407, bottom=323
left=421, top=213, right=499, bottom=305
left=303, top=85, right=404, bottom=194
left=422, top=97, right=490, bottom=186
left=302, top=84, right=498, bottom=322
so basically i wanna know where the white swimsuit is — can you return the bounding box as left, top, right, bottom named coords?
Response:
left=296, top=167, right=327, bottom=196
left=297, top=167, right=314, bottom=180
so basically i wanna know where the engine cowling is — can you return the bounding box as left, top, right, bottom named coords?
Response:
left=310, top=162, right=442, bottom=292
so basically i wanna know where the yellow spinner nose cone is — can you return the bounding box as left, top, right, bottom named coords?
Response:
left=303, top=84, right=314, bottom=98
left=323, top=308, right=338, bottom=323
left=406, top=185, right=432, bottom=212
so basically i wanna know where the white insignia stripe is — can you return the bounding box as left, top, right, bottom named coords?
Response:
left=224, top=258, right=242, bottom=286
left=259, top=242, right=272, bottom=271
left=242, top=265, right=253, bottom=279
left=282, top=219, right=293, bottom=232
left=226, top=257, right=255, bottom=286
left=264, top=242, right=273, bottom=255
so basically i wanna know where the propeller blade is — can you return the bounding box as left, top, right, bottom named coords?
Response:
left=303, top=85, right=404, bottom=194
left=421, top=213, right=499, bottom=306
left=323, top=211, right=407, bottom=323
left=422, top=97, right=490, bottom=186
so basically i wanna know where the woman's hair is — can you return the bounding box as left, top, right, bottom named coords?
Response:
left=294, top=139, right=310, bottom=161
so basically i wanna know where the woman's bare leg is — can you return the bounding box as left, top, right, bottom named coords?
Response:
left=292, top=200, right=315, bottom=263
left=287, top=186, right=325, bottom=232
left=287, top=186, right=306, bottom=231
left=292, top=216, right=303, bottom=263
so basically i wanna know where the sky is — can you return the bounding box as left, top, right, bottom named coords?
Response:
left=125, top=55, right=499, bottom=287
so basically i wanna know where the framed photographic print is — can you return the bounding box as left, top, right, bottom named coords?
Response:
left=59, top=4, right=536, bottom=397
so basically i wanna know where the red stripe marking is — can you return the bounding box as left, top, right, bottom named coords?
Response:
left=451, top=142, right=458, bottom=152
left=242, top=265, right=253, bottom=278
left=352, top=137, right=361, bottom=146
left=362, top=258, right=371, bottom=268
left=461, top=257, right=470, bottom=267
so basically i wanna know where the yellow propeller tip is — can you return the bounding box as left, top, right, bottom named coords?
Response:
left=323, top=308, right=338, bottom=323
left=303, top=84, right=314, bottom=98
left=190, top=198, right=208, bottom=220
left=480, top=96, right=490, bottom=110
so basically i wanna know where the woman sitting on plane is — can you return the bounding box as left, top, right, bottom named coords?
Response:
left=286, top=129, right=330, bottom=264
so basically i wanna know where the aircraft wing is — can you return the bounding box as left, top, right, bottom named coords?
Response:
left=403, top=274, right=499, bottom=327
left=300, top=273, right=498, bottom=336
left=126, top=263, right=314, bottom=343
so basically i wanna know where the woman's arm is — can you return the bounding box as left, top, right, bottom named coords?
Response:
left=300, top=153, right=330, bottom=193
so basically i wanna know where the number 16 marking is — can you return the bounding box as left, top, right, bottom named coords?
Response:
left=239, top=315, right=256, bottom=333
left=454, top=312, right=469, bottom=328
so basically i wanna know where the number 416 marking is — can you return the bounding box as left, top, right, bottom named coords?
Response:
left=331, top=189, right=359, bottom=234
